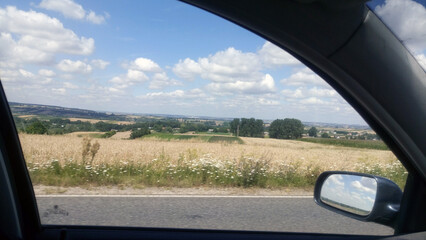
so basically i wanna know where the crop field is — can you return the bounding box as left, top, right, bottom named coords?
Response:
left=20, top=133, right=407, bottom=189
left=297, top=138, right=388, bottom=150
left=142, top=133, right=243, bottom=144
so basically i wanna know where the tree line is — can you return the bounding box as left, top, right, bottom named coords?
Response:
left=15, top=116, right=311, bottom=140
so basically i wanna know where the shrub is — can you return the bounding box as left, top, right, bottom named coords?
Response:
left=130, top=128, right=150, bottom=139
left=101, top=131, right=116, bottom=138
left=26, top=120, right=48, bottom=134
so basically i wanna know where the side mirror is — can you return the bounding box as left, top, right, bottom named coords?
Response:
left=314, top=171, right=402, bottom=228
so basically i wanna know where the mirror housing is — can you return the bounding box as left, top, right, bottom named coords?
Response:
left=314, top=171, right=403, bottom=228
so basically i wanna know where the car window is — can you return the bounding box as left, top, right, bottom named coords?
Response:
left=1, top=0, right=422, bottom=235
left=367, top=0, right=426, bottom=70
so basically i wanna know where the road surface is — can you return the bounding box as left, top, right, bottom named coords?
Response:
left=36, top=195, right=393, bottom=235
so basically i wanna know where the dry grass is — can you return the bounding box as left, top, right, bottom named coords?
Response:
left=17, top=115, right=37, bottom=118
left=19, top=133, right=398, bottom=172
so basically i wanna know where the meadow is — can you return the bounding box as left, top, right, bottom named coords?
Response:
left=21, top=132, right=407, bottom=189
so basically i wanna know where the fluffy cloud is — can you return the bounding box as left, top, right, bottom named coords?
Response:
left=375, top=0, right=426, bottom=53
left=415, top=54, right=426, bottom=70
left=39, top=0, right=108, bottom=24
left=173, top=47, right=279, bottom=95
left=110, top=57, right=166, bottom=89
left=1, top=68, right=52, bottom=85
left=38, top=69, right=56, bottom=77
left=281, top=68, right=328, bottom=87
left=130, top=57, right=162, bottom=72
left=0, top=6, right=94, bottom=65
left=109, top=69, right=148, bottom=89
left=172, top=58, right=202, bottom=81
left=149, top=72, right=182, bottom=89
left=173, top=47, right=261, bottom=83
left=137, top=89, right=210, bottom=106
left=63, top=81, right=79, bottom=89
left=258, top=41, right=301, bottom=67
left=85, top=10, right=107, bottom=24
left=91, top=59, right=110, bottom=69
left=57, top=59, right=92, bottom=74
left=207, top=74, right=276, bottom=95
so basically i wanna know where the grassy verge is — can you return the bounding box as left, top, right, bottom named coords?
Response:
left=297, top=138, right=388, bottom=150
left=27, top=152, right=320, bottom=189
left=27, top=154, right=406, bottom=190
left=356, top=162, right=407, bottom=189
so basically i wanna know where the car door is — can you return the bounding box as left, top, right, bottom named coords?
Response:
left=0, top=0, right=425, bottom=239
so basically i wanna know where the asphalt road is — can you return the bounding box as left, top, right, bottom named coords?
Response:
left=36, top=195, right=393, bottom=235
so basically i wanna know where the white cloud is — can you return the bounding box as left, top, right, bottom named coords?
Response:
left=131, top=57, right=162, bottom=72
left=206, top=74, right=276, bottom=95
left=91, top=59, right=110, bottom=69
left=172, top=58, right=202, bottom=81
left=109, top=69, right=149, bottom=89
left=85, top=10, right=106, bottom=24
left=0, top=32, right=52, bottom=64
left=39, top=0, right=108, bottom=24
left=375, top=0, right=426, bottom=53
left=52, top=87, right=66, bottom=95
left=149, top=72, right=182, bottom=89
left=351, top=179, right=377, bottom=194
left=281, top=87, right=336, bottom=100
left=281, top=88, right=304, bottom=98
left=415, top=54, right=426, bottom=70
left=1, top=68, right=54, bottom=85
left=110, top=57, right=168, bottom=89
left=57, top=59, right=92, bottom=74
left=38, top=69, right=56, bottom=77
left=308, top=87, right=337, bottom=97
left=137, top=89, right=209, bottom=106
left=63, top=81, right=79, bottom=89
left=281, top=68, right=328, bottom=87
left=39, top=0, right=85, bottom=19
left=327, top=174, right=345, bottom=187
left=0, top=6, right=94, bottom=65
left=258, top=41, right=301, bottom=67
left=257, top=98, right=280, bottom=106
left=173, top=47, right=261, bottom=83
left=126, top=69, right=148, bottom=81
left=18, top=69, right=34, bottom=78
left=300, top=97, right=326, bottom=105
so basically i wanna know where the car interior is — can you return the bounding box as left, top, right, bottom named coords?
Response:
left=0, top=0, right=425, bottom=239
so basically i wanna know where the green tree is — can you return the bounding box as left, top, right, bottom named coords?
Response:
left=230, top=118, right=263, bottom=137
left=308, top=127, right=318, bottom=137
left=269, top=118, right=304, bottom=139
left=321, top=132, right=330, bottom=138
left=130, top=128, right=150, bottom=139
left=25, top=120, right=48, bottom=134
left=230, top=118, right=240, bottom=136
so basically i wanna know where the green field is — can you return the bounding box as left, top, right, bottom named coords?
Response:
left=143, top=133, right=243, bottom=144
left=297, top=138, right=388, bottom=150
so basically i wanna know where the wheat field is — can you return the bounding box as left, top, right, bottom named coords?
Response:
left=19, top=133, right=398, bottom=172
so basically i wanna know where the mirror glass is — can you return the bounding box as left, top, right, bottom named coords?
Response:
left=320, top=174, right=377, bottom=216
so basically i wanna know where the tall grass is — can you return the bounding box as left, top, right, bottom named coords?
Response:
left=27, top=152, right=322, bottom=188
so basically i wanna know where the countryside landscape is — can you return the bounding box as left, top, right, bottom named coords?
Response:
left=10, top=102, right=407, bottom=193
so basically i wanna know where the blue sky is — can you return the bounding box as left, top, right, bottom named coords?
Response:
left=0, top=0, right=425, bottom=124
